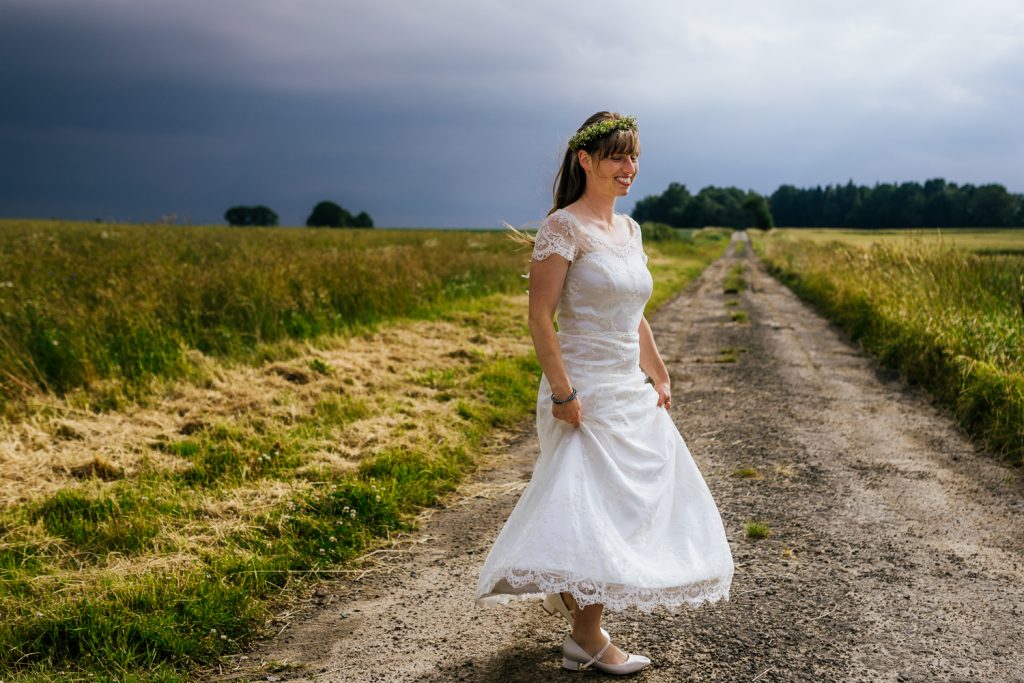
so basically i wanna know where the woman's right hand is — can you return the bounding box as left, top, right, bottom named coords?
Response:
left=552, top=395, right=582, bottom=427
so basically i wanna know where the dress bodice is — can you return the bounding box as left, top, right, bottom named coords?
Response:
left=531, top=209, right=654, bottom=376
left=532, top=208, right=653, bottom=336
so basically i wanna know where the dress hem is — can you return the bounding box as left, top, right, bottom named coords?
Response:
left=476, top=568, right=732, bottom=615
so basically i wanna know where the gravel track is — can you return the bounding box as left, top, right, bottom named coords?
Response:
left=233, top=233, right=1024, bottom=683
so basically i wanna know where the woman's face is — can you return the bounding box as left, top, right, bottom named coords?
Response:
left=583, top=149, right=640, bottom=198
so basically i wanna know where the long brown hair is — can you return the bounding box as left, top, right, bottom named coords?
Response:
left=549, top=111, right=641, bottom=216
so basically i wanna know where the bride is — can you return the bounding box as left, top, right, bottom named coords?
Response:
left=475, top=112, right=734, bottom=674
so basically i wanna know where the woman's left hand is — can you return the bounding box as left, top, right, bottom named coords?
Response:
left=654, top=381, right=671, bottom=410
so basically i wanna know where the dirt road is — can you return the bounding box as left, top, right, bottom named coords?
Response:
left=234, top=234, right=1024, bottom=682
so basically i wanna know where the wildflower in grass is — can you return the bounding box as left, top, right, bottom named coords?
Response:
left=329, top=536, right=337, bottom=543
left=319, top=548, right=326, bottom=555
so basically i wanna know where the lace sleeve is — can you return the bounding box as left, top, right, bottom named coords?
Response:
left=532, top=211, right=577, bottom=262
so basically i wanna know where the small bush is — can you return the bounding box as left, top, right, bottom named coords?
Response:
left=730, top=467, right=762, bottom=479
left=745, top=521, right=771, bottom=539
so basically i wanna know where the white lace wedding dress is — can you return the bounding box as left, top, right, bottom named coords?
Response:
left=475, top=209, right=734, bottom=613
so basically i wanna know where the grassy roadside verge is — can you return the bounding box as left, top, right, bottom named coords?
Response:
left=753, top=231, right=1024, bottom=464
left=1, top=302, right=538, bottom=682
left=0, top=230, right=729, bottom=681
left=0, top=221, right=528, bottom=416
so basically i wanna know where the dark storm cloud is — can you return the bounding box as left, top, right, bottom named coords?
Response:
left=2, top=0, right=1023, bottom=226
left=0, top=0, right=575, bottom=225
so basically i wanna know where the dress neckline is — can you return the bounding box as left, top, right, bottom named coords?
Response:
left=555, top=208, right=637, bottom=251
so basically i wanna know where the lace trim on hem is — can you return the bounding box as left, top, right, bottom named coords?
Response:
left=478, top=567, right=731, bottom=614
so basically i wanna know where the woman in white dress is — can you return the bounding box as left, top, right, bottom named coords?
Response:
left=475, top=112, right=734, bottom=674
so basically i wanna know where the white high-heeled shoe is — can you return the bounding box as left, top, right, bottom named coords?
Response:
left=541, top=593, right=608, bottom=638
left=561, top=634, right=651, bottom=675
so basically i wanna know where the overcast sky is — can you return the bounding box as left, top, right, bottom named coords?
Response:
left=2, top=0, right=1022, bottom=227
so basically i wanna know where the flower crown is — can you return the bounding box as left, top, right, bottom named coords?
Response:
left=567, top=115, right=638, bottom=152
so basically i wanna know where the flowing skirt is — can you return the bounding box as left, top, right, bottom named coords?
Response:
left=475, top=331, right=734, bottom=613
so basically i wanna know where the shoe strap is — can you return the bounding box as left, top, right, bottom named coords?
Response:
left=579, top=637, right=613, bottom=671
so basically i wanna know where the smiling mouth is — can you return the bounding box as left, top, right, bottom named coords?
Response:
left=615, top=176, right=633, bottom=187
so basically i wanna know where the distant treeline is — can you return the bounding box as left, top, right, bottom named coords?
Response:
left=632, top=184, right=774, bottom=230
left=771, top=180, right=1023, bottom=228
left=633, top=179, right=1024, bottom=229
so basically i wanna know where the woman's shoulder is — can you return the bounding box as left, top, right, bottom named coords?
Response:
left=544, top=207, right=575, bottom=226
left=532, top=209, right=578, bottom=262
left=610, top=212, right=641, bottom=245
left=539, top=208, right=578, bottom=236
left=616, top=211, right=640, bottom=229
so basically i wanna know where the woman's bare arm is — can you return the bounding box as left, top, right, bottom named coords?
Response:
left=639, top=315, right=672, bottom=408
left=528, top=254, right=582, bottom=426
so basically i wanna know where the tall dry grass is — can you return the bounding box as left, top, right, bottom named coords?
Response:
left=757, top=234, right=1024, bottom=463
left=0, top=220, right=525, bottom=409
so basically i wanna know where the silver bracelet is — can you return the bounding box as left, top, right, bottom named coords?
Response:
left=551, top=387, right=577, bottom=404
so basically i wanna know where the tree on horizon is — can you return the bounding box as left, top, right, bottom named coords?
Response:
left=225, top=205, right=279, bottom=227
left=306, top=201, right=374, bottom=228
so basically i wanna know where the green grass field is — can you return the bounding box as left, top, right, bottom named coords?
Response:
left=0, top=220, right=533, bottom=415
left=0, top=220, right=729, bottom=681
left=753, top=228, right=1024, bottom=464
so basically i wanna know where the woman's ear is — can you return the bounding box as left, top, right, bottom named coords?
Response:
left=577, top=150, right=590, bottom=172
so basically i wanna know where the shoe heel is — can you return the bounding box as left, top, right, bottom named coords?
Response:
left=562, top=657, right=583, bottom=671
